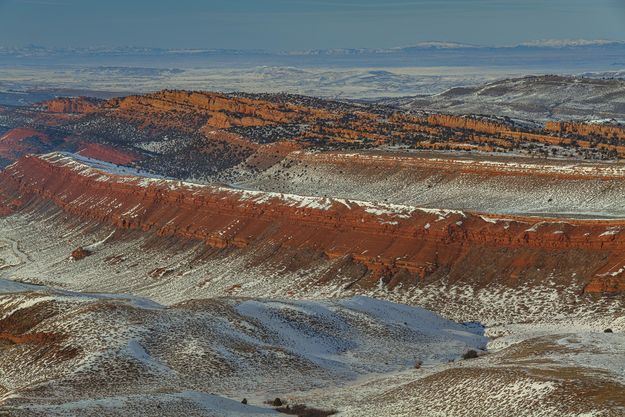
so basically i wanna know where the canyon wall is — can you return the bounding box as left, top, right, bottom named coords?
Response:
left=43, top=97, right=102, bottom=114
left=105, top=90, right=339, bottom=131
left=0, top=128, right=53, bottom=161
left=1, top=152, right=624, bottom=294
left=545, top=121, right=625, bottom=141
left=32, top=93, right=625, bottom=158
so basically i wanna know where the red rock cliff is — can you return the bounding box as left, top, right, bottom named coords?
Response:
left=0, top=128, right=51, bottom=160
left=545, top=121, right=625, bottom=141
left=43, top=97, right=103, bottom=114
left=1, top=152, right=624, bottom=294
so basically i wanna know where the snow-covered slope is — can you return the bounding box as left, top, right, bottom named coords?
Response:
left=240, top=150, right=625, bottom=219
left=291, top=331, right=625, bottom=416
left=387, top=75, right=625, bottom=121
left=1, top=279, right=623, bottom=417
left=0, top=280, right=485, bottom=415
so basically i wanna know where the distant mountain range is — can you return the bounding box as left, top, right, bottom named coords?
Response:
left=1, top=39, right=624, bottom=58
left=1, top=40, right=624, bottom=103
left=1, top=40, right=623, bottom=73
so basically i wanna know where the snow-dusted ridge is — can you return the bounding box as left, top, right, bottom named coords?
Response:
left=295, top=151, right=625, bottom=178
left=39, top=152, right=466, bottom=220
left=34, top=152, right=625, bottom=224
left=518, top=39, right=625, bottom=48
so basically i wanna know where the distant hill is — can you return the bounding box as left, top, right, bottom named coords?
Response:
left=381, top=75, right=625, bottom=121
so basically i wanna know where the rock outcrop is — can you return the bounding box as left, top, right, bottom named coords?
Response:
left=27, top=90, right=625, bottom=165
left=76, top=142, right=141, bottom=165
left=70, top=247, right=91, bottom=261
left=546, top=121, right=625, bottom=141
left=1, top=152, right=624, bottom=294
left=103, top=90, right=338, bottom=133
left=0, top=128, right=52, bottom=161
left=43, top=97, right=102, bottom=114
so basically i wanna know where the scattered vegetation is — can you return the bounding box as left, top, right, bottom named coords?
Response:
left=276, top=404, right=338, bottom=417
left=267, top=397, right=283, bottom=407
left=462, top=349, right=479, bottom=360
left=265, top=397, right=337, bottom=416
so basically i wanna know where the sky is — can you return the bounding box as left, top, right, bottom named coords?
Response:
left=0, top=0, right=624, bottom=50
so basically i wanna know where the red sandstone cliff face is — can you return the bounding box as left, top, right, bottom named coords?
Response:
left=425, top=114, right=513, bottom=135
left=1, top=152, right=624, bottom=294
left=422, top=115, right=625, bottom=156
left=31, top=92, right=625, bottom=159
left=75, top=142, right=141, bottom=165
left=545, top=121, right=625, bottom=141
left=0, top=128, right=141, bottom=166
left=0, top=128, right=52, bottom=160
left=43, top=97, right=102, bottom=114
left=105, top=90, right=338, bottom=132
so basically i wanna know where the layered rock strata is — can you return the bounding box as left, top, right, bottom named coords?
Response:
left=1, top=152, right=624, bottom=294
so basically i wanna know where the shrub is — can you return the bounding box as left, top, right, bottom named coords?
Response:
left=276, top=404, right=337, bottom=417
left=462, top=349, right=479, bottom=360
left=604, top=328, right=614, bottom=333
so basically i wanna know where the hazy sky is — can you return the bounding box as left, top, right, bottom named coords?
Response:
left=1, top=0, right=624, bottom=50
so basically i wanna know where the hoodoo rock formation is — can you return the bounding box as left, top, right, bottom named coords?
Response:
left=1, top=152, right=625, bottom=295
